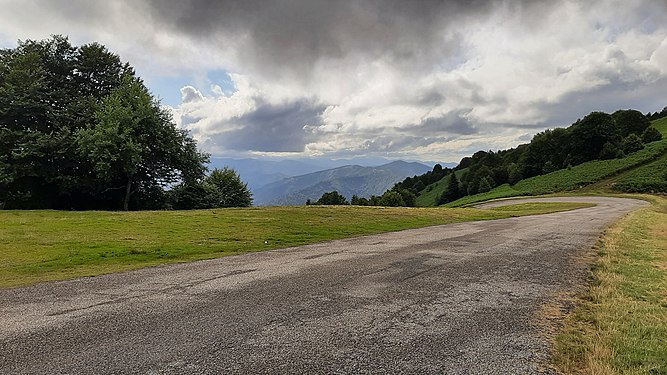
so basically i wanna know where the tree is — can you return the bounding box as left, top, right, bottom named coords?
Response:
left=641, top=127, right=663, bottom=143
left=568, top=112, right=620, bottom=165
left=394, top=188, right=416, bottom=207
left=316, top=191, right=349, bottom=205
left=351, top=194, right=369, bottom=206
left=168, top=168, right=251, bottom=209
left=413, top=179, right=426, bottom=193
left=438, top=172, right=461, bottom=204
left=378, top=190, right=405, bottom=207
left=477, top=176, right=494, bottom=193
left=76, top=76, right=208, bottom=210
left=621, top=134, right=644, bottom=154
left=599, top=142, right=623, bottom=160
left=0, top=36, right=208, bottom=210
left=507, top=163, right=523, bottom=185
left=612, top=109, right=650, bottom=138
left=168, top=180, right=219, bottom=210
left=542, top=161, right=558, bottom=174
left=76, top=81, right=144, bottom=211
left=206, top=167, right=252, bottom=207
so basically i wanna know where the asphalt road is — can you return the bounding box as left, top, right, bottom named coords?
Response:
left=0, top=196, right=646, bottom=374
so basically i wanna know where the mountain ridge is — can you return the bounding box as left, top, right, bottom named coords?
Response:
left=253, top=160, right=431, bottom=206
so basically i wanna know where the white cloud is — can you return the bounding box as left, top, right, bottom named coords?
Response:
left=1, top=0, right=666, bottom=163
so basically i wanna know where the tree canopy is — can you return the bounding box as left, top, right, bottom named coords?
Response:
left=315, top=190, right=349, bottom=205
left=0, top=36, right=216, bottom=210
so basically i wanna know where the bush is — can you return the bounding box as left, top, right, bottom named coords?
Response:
left=599, top=142, right=623, bottom=160
left=642, top=127, right=663, bottom=143
left=622, top=134, right=644, bottom=154
left=316, top=191, right=349, bottom=205
left=378, top=190, right=405, bottom=207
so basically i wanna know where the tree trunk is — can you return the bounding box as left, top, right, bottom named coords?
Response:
left=123, top=177, right=132, bottom=211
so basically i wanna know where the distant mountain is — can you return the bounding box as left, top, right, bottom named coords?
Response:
left=253, top=161, right=431, bottom=206
left=208, top=158, right=326, bottom=191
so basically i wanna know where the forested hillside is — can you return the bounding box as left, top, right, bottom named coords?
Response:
left=392, top=109, right=666, bottom=207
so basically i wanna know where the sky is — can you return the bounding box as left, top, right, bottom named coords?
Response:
left=2, top=0, right=667, bottom=165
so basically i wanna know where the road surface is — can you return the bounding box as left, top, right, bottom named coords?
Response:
left=0, top=196, right=646, bottom=374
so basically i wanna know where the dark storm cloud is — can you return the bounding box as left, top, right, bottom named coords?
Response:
left=216, top=99, right=326, bottom=152
left=8, top=0, right=666, bottom=161
left=414, top=112, right=477, bottom=135
left=38, top=0, right=116, bottom=19
left=536, top=76, right=667, bottom=128
left=139, top=0, right=531, bottom=79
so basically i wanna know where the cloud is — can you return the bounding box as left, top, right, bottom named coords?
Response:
left=180, top=86, right=204, bottom=103
left=1, top=0, right=667, bottom=162
left=220, top=99, right=326, bottom=152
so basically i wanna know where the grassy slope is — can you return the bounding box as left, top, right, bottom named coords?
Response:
left=610, top=117, right=667, bottom=193
left=0, top=202, right=589, bottom=288
left=439, top=117, right=667, bottom=207
left=653, top=115, right=667, bottom=135
left=554, top=195, right=667, bottom=374
left=415, top=168, right=468, bottom=207
left=613, top=153, right=667, bottom=192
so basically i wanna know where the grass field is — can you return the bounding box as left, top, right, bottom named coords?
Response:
left=0, top=202, right=590, bottom=288
left=554, top=195, right=667, bottom=374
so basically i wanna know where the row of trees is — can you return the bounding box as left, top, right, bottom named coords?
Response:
left=0, top=36, right=251, bottom=210
left=307, top=187, right=417, bottom=207
left=646, top=106, right=667, bottom=121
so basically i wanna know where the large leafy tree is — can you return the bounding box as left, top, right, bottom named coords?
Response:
left=168, top=168, right=253, bottom=210
left=0, top=36, right=208, bottom=209
left=206, top=167, right=253, bottom=208
left=612, top=109, right=650, bottom=138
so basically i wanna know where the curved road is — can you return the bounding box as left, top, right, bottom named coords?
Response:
left=0, top=197, right=646, bottom=374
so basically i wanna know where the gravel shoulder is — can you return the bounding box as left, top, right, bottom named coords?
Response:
left=0, top=196, right=646, bottom=374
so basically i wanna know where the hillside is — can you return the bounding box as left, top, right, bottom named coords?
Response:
left=438, top=116, right=667, bottom=207
left=253, top=161, right=431, bottom=206
left=208, top=158, right=325, bottom=191
left=415, top=169, right=468, bottom=207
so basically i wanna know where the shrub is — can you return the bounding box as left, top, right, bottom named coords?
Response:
left=642, top=127, right=663, bottom=143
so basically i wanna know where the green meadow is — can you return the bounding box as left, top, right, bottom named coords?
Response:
left=0, top=202, right=588, bottom=288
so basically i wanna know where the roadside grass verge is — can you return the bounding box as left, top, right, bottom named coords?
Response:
left=554, top=195, right=667, bottom=374
left=0, top=203, right=589, bottom=288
